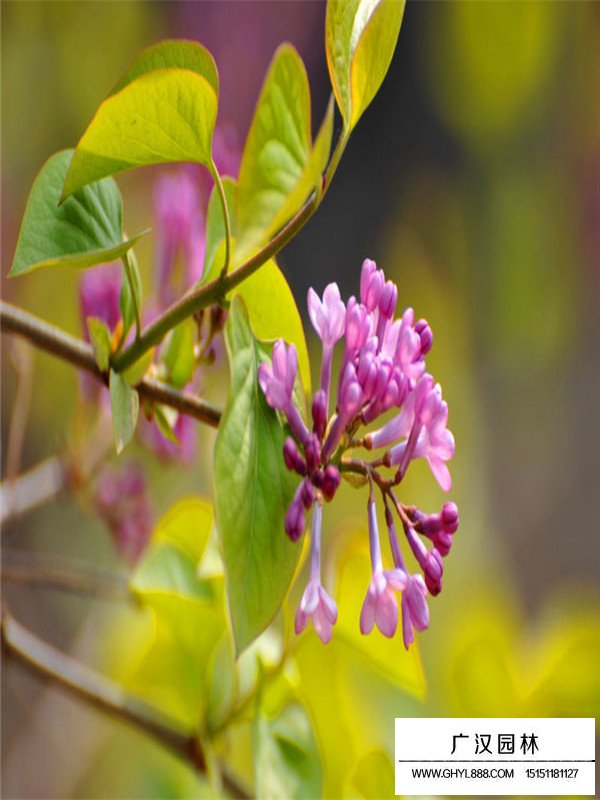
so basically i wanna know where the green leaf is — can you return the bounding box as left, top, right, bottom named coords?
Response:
left=119, top=247, right=143, bottom=337
left=235, top=45, right=312, bottom=263
left=153, top=404, right=180, bottom=445
left=230, top=258, right=311, bottom=396
left=109, top=368, right=139, bottom=453
left=254, top=702, right=323, bottom=800
left=87, top=317, right=112, bottom=372
left=62, top=68, right=218, bottom=199
left=214, top=297, right=301, bottom=655
left=126, top=497, right=225, bottom=726
left=8, top=149, right=145, bottom=277
left=111, top=39, right=218, bottom=97
left=122, top=348, right=154, bottom=386
left=326, top=0, right=405, bottom=130
left=151, top=496, right=214, bottom=566
left=208, top=253, right=311, bottom=398
left=202, top=177, right=238, bottom=283
left=267, top=95, right=334, bottom=238
left=131, top=542, right=215, bottom=602
left=161, top=318, right=196, bottom=388
left=205, top=633, right=236, bottom=731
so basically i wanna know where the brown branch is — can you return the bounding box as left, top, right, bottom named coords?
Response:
left=0, top=301, right=222, bottom=428
left=1, top=606, right=250, bottom=798
left=1, top=549, right=129, bottom=601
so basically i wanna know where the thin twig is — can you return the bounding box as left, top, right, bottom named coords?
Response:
left=0, top=301, right=222, bottom=428
left=0, top=455, right=66, bottom=524
left=1, top=549, right=129, bottom=601
left=0, top=606, right=250, bottom=798
left=111, top=192, right=319, bottom=373
left=5, top=340, right=34, bottom=482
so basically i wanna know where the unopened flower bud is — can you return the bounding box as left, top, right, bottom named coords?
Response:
left=312, top=390, right=328, bottom=440
left=379, top=280, right=398, bottom=319
left=441, top=501, right=459, bottom=533
left=301, top=479, right=316, bottom=509
left=433, top=530, right=453, bottom=557
left=320, top=465, right=341, bottom=502
left=304, top=433, right=321, bottom=472
left=423, top=549, right=443, bottom=596
left=415, top=318, right=433, bottom=356
left=285, top=493, right=305, bottom=541
left=345, top=297, right=371, bottom=352
left=283, top=437, right=307, bottom=475
left=360, top=258, right=384, bottom=312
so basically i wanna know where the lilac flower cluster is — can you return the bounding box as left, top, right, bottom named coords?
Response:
left=258, top=259, right=458, bottom=649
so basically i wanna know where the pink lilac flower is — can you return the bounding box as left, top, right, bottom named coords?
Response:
left=360, top=496, right=407, bottom=638
left=307, top=283, right=345, bottom=412
left=295, top=502, right=338, bottom=643
left=258, top=257, right=458, bottom=649
left=258, top=340, right=308, bottom=445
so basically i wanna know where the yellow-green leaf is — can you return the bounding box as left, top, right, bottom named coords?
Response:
left=267, top=95, right=334, bottom=239
left=111, top=39, right=218, bottom=97
left=235, top=45, right=312, bottom=263
left=229, top=258, right=311, bottom=395
left=62, top=68, right=218, bottom=199
left=326, top=0, right=405, bottom=130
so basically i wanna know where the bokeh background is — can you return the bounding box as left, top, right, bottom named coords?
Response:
left=2, top=2, right=599, bottom=798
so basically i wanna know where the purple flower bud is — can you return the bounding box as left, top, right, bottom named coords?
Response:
left=357, top=350, right=378, bottom=400
left=301, top=479, right=316, bottom=510
left=338, top=362, right=364, bottom=421
left=344, top=297, right=372, bottom=353
left=441, top=501, right=459, bottom=533
left=379, top=280, right=398, bottom=320
left=412, top=502, right=458, bottom=556
left=304, top=433, right=321, bottom=473
left=433, top=530, right=453, bottom=557
left=285, top=489, right=305, bottom=541
left=307, top=283, right=346, bottom=345
left=311, top=390, right=328, bottom=441
left=415, top=318, right=433, bottom=356
left=283, top=437, right=307, bottom=475
left=360, top=259, right=384, bottom=312
left=312, top=470, right=324, bottom=490
left=423, top=548, right=444, bottom=596
left=320, top=465, right=341, bottom=502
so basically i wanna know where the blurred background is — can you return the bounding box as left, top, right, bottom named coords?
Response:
left=2, top=2, right=599, bottom=798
